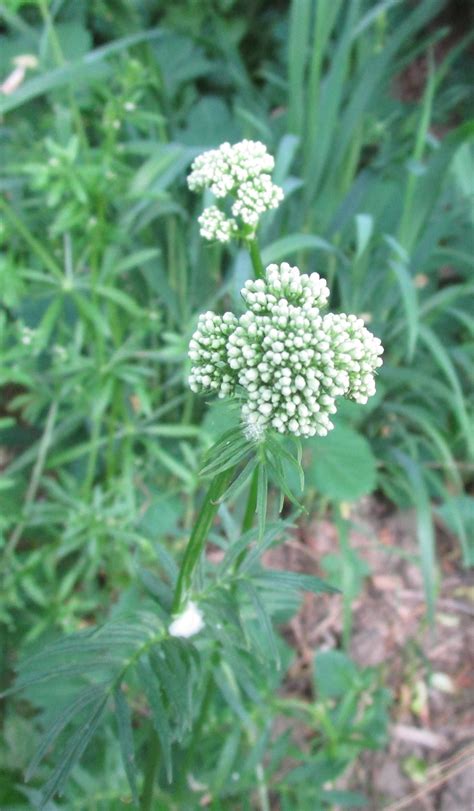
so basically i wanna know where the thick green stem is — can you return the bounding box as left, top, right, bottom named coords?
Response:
left=172, top=466, right=235, bottom=612
left=248, top=238, right=265, bottom=280
left=140, top=729, right=160, bottom=811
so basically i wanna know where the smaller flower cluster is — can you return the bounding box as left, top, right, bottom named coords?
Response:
left=188, top=311, right=237, bottom=396
left=187, top=140, right=283, bottom=242
left=188, top=140, right=275, bottom=196
left=188, top=262, right=383, bottom=439
left=231, top=174, right=283, bottom=230
left=197, top=206, right=237, bottom=243
left=324, top=313, right=383, bottom=404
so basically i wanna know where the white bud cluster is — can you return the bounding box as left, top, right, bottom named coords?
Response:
left=187, top=140, right=284, bottom=242
left=242, top=262, right=330, bottom=312
left=188, top=140, right=275, bottom=196
left=188, top=310, right=237, bottom=397
left=197, top=206, right=237, bottom=243
left=323, top=313, right=383, bottom=404
left=231, top=174, right=284, bottom=228
left=188, top=263, right=384, bottom=438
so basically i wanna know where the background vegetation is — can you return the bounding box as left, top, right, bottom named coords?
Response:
left=0, top=0, right=472, bottom=808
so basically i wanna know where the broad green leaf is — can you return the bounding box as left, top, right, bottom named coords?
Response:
left=306, top=425, right=377, bottom=501
left=314, top=650, right=359, bottom=699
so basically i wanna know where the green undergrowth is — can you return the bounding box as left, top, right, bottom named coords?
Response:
left=0, top=0, right=472, bottom=808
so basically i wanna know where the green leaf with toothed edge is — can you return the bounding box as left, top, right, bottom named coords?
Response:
left=306, top=425, right=377, bottom=502
left=114, top=686, right=139, bottom=804
left=137, top=657, right=172, bottom=782
left=25, top=684, right=107, bottom=783
left=39, top=695, right=108, bottom=808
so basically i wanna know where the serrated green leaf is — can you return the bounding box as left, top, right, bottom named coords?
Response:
left=114, top=686, right=139, bottom=804
left=137, top=657, right=172, bottom=782
left=314, top=650, right=359, bottom=699
left=306, top=425, right=377, bottom=501
left=241, top=581, right=280, bottom=669
left=39, top=695, right=108, bottom=807
left=25, top=684, right=107, bottom=782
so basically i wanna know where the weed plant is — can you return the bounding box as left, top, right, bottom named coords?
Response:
left=0, top=1, right=472, bottom=808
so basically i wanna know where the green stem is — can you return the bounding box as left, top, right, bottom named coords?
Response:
left=241, top=465, right=259, bottom=534
left=172, top=467, right=235, bottom=612
left=229, top=466, right=260, bottom=580
left=247, top=238, right=265, bottom=280
left=140, top=728, right=160, bottom=811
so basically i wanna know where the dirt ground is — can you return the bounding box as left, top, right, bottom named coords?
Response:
left=266, top=498, right=474, bottom=810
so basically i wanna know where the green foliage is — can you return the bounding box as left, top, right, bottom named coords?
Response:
left=0, top=0, right=472, bottom=807
left=306, top=424, right=377, bottom=502
left=4, top=523, right=337, bottom=808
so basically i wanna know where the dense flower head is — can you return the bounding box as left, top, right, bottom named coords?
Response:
left=187, top=140, right=284, bottom=242
left=323, top=313, right=383, bottom=404
left=188, top=140, right=275, bottom=195
left=188, top=262, right=383, bottom=438
left=231, top=175, right=284, bottom=228
left=242, top=262, right=330, bottom=312
left=197, top=206, right=237, bottom=243
left=188, top=311, right=237, bottom=397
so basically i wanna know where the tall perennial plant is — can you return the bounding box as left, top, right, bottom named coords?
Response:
left=9, top=141, right=385, bottom=809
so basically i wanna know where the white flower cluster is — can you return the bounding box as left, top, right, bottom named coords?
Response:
left=232, top=174, right=284, bottom=229
left=197, top=206, right=237, bottom=243
left=188, top=311, right=237, bottom=396
left=187, top=140, right=284, bottom=242
left=188, top=140, right=275, bottom=196
left=188, top=263, right=383, bottom=438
